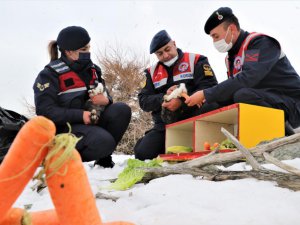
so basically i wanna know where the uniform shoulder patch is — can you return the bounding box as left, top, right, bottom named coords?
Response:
left=140, top=72, right=147, bottom=88
left=36, top=82, right=50, bottom=91
left=203, top=64, right=213, bottom=76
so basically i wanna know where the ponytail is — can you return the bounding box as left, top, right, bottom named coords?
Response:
left=48, top=40, right=59, bottom=62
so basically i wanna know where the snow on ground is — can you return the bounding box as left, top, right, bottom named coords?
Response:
left=14, top=155, right=300, bottom=225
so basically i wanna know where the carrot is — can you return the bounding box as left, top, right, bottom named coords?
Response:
left=0, top=208, right=135, bottom=225
left=45, top=138, right=102, bottom=225
left=213, top=142, right=219, bottom=149
left=30, top=209, right=60, bottom=225
left=203, top=141, right=211, bottom=150
left=0, top=118, right=134, bottom=225
left=0, top=116, right=56, bottom=222
left=30, top=210, right=136, bottom=225
left=45, top=133, right=135, bottom=225
left=0, top=208, right=60, bottom=225
left=0, top=208, right=24, bottom=225
left=103, top=222, right=135, bottom=225
left=180, top=92, right=189, bottom=100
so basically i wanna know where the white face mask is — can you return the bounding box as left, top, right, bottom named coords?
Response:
left=163, top=55, right=178, bottom=67
left=213, top=27, right=233, bottom=53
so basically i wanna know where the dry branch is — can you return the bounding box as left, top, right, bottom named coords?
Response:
left=172, top=133, right=300, bottom=169
left=221, top=127, right=263, bottom=170
left=142, top=166, right=300, bottom=191
left=138, top=129, right=300, bottom=191
left=263, top=152, right=300, bottom=176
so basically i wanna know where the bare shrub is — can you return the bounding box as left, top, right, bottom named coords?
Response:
left=97, top=45, right=153, bottom=154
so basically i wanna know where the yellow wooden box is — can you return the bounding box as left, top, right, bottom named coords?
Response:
left=165, top=103, right=285, bottom=152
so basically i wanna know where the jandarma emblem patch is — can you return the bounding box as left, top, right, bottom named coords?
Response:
left=37, top=82, right=50, bottom=91
left=178, top=62, right=189, bottom=72
left=234, top=56, right=242, bottom=70
left=216, top=12, right=223, bottom=20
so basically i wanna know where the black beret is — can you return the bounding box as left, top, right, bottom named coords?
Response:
left=204, top=7, right=234, bottom=34
left=150, top=30, right=172, bottom=54
left=57, top=26, right=91, bottom=51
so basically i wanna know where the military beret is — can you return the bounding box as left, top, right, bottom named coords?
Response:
left=204, top=7, right=234, bottom=34
left=150, top=30, right=172, bottom=54
left=57, top=26, right=91, bottom=51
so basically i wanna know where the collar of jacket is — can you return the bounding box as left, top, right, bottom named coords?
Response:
left=228, top=30, right=249, bottom=58
left=61, top=54, right=73, bottom=66
left=177, top=48, right=184, bottom=60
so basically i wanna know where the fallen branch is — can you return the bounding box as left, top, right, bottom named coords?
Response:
left=138, top=129, right=300, bottom=191
left=221, top=127, right=263, bottom=170
left=263, top=152, right=300, bottom=176
left=141, top=166, right=300, bottom=191
left=173, top=133, right=300, bottom=169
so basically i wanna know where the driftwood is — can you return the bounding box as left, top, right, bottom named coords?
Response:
left=140, top=129, right=300, bottom=191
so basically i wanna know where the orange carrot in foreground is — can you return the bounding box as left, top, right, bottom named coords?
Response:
left=0, top=208, right=60, bottom=225
left=0, top=208, right=23, bottom=225
left=31, top=209, right=60, bottom=225
left=0, top=207, right=134, bottom=225
left=103, top=222, right=136, bottom=225
left=0, top=118, right=134, bottom=225
left=0, top=116, right=56, bottom=223
left=46, top=148, right=103, bottom=225
left=45, top=136, right=135, bottom=225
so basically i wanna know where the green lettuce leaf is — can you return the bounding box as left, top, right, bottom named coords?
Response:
left=108, top=158, right=162, bottom=191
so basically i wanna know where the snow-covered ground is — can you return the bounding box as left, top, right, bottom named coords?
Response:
left=13, top=155, right=300, bottom=225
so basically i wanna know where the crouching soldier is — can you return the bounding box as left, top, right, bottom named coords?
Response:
left=33, top=26, right=131, bottom=167
left=134, top=30, right=219, bottom=160
left=186, top=7, right=300, bottom=135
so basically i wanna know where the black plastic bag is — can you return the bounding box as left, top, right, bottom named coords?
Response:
left=0, top=107, right=28, bottom=163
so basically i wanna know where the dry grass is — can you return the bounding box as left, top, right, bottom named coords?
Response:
left=97, top=45, right=152, bottom=154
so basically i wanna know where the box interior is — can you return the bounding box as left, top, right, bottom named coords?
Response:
left=195, top=107, right=238, bottom=151
left=165, top=120, right=194, bottom=150
left=165, top=103, right=285, bottom=154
